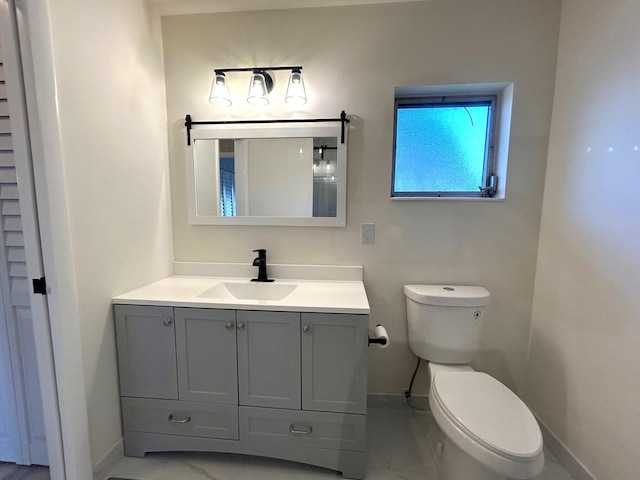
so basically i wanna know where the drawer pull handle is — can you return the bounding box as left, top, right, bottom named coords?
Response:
left=168, top=414, right=191, bottom=424
left=289, top=424, right=313, bottom=435
left=163, top=318, right=172, bottom=326
left=225, top=321, right=234, bottom=330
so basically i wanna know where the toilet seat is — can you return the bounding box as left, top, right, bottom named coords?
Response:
left=430, top=371, right=544, bottom=478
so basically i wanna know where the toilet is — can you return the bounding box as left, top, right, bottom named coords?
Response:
left=405, top=285, right=544, bottom=480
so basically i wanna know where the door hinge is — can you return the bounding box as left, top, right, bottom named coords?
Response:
left=32, top=277, right=47, bottom=295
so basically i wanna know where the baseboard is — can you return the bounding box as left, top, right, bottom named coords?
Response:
left=367, top=393, right=429, bottom=411
left=92, top=437, right=124, bottom=480
left=536, top=419, right=597, bottom=480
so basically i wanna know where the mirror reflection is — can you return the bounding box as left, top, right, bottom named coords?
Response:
left=198, top=136, right=337, bottom=218
left=188, top=125, right=347, bottom=227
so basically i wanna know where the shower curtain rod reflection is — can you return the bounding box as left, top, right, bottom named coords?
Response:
left=184, top=110, right=349, bottom=146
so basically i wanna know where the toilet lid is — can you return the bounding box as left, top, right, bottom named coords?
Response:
left=432, top=371, right=542, bottom=460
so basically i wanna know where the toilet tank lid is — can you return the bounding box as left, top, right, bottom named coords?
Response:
left=404, top=285, right=490, bottom=307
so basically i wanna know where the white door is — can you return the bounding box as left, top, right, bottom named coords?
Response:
left=0, top=0, right=51, bottom=468
left=2, top=0, right=80, bottom=477
left=0, top=8, right=48, bottom=465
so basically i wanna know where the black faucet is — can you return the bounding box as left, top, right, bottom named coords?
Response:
left=251, top=249, right=274, bottom=282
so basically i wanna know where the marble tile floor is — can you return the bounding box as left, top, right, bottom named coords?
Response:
left=105, top=404, right=577, bottom=480
left=0, top=462, right=49, bottom=480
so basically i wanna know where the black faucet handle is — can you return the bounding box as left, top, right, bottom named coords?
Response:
left=252, top=248, right=267, bottom=258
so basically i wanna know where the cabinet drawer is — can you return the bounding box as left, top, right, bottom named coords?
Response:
left=239, top=406, right=365, bottom=451
left=122, top=397, right=238, bottom=440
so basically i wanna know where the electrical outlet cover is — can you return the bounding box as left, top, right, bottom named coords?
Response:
left=362, top=223, right=375, bottom=244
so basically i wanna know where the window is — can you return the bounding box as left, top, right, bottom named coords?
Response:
left=219, top=155, right=236, bottom=216
left=392, top=92, right=500, bottom=198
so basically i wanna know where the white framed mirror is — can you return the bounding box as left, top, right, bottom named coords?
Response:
left=186, top=124, right=347, bottom=226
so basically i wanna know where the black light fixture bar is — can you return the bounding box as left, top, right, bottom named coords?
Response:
left=214, top=66, right=302, bottom=74
left=185, top=110, right=350, bottom=146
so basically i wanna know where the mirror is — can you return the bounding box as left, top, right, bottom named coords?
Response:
left=187, top=124, right=347, bottom=226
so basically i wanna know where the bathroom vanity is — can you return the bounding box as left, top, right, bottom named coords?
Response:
left=112, top=266, right=370, bottom=479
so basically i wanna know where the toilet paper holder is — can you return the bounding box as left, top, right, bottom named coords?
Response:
left=368, top=324, right=389, bottom=348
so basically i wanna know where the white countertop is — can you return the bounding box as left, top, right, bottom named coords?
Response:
left=112, top=275, right=370, bottom=314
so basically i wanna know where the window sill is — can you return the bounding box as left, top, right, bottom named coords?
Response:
left=390, top=196, right=505, bottom=202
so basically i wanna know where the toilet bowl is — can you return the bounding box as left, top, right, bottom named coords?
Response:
left=404, top=285, right=544, bottom=480
left=428, top=363, right=543, bottom=480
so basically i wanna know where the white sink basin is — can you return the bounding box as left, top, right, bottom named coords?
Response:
left=198, top=282, right=298, bottom=301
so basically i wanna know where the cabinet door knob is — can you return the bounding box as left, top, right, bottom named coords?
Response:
left=237, top=321, right=245, bottom=330
left=163, top=318, right=172, bottom=326
left=289, top=424, right=313, bottom=435
left=303, top=325, right=311, bottom=333
left=168, top=414, right=191, bottom=424
left=225, top=321, right=234, bottom=330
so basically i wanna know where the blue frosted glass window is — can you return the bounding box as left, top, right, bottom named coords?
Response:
left=392, top=96, right=496, bottom=197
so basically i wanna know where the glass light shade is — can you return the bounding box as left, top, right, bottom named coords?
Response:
left=285, top=69, right=307, bottom=105
left=209, top=72, right=232, bottom=106
left=247, top=72, right=270, bottom=105
left=324, top=159, right=333, bottom=174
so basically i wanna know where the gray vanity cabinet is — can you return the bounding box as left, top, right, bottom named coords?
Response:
left=114, top=303, right=369, bottom=479
left=114, top=305, right=177, bottom=400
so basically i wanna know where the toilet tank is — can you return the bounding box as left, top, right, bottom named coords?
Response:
left=404, top=285, right=490, bottom=364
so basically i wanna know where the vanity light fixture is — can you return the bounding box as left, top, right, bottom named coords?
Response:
left=209, top=66, right=306, bottom=106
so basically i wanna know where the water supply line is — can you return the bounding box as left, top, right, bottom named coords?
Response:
left=404, top=357, right=421, bottom=403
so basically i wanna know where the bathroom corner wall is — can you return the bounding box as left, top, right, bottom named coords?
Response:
left=162, top=0, right=560, bottom=396
left=37, top=0, right=173, bottom=468
left=526, top=1, right=640, bottom=479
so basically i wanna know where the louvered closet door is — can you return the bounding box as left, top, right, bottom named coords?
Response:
left=0, top=36, right=21, bottom=465
left=0, top=33, right=47, bottom=466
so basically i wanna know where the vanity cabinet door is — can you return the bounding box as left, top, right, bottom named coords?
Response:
left=301, top=313, right=368, bottom=414
left=237, top=310, right=301, bottom=409
left=175, top=308, right=238, bottom=404
left=114, top=305, right=178, bottom=400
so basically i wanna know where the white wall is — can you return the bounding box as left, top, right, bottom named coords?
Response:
left=162, top=0, right=560, bottom=395
left=35, top=0, right=173, bottom=468
left=526, top=1, right=640, bottom=479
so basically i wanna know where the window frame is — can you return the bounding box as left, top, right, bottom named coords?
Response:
left=391, top=94, right=498, bottom=199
